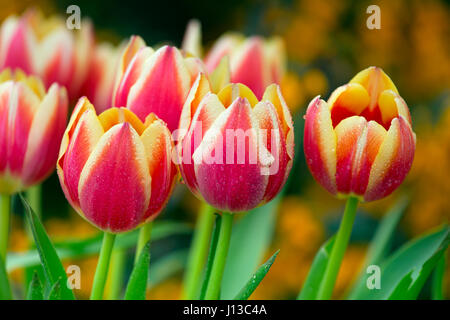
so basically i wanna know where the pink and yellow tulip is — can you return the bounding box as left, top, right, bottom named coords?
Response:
left=204, top=33, right=286, bottom=100
left=0, top=10, right=94, bottom=100
left=57, top=97, right=177, bottom=233
left=304, top=67, right=416, bottom=202
left=112, top=36, right=205, bottom=132
left=0, top=69, right=68, bottom=194
left=178, top=73, right=294, bottom=212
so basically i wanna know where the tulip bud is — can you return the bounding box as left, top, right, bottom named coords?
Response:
left=57, top=98, right=177, bottom=233
left=0, top=69, right=68, bottom=194
left=178, top=73, right=294, bottom=212
left=112, top=36, right=205, bottom=132
left=204, top=33, right=286, bottom=100
left=303, top=67, right=416, bottom=202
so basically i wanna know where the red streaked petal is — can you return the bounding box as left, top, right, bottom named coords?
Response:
left=193, top=97, right=269, bottom=212
left=230, top=37, right=266, bottom=99
left=364, top=116, right=415, bottom=201
left=253, top=100, right=291, bottom=202
left=113, top=46, right=154, bottom=108
left=78, top=123, right=151, bottom=233
left=22, top=84, right=68, bottom=186
left=141, top=120, right=177, bottom=220
left=179, top=92, right=225, bottom=194
left=303, top=96, right=337, bottom=195
left=60, top=107, right=104, bottom=210
left=126, top=46, right=191, bottom=132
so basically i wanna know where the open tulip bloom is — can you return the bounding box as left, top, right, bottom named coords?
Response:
left=303, top=66, right=416, bottom=299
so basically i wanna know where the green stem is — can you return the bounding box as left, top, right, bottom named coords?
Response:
left=204, top=212, right=233, bottom=300
left=106, top=248, right=126, bottom=300
left=182, top=202, right=215, bottom=299
left=317, top=196, right=358, bottom=300
left=90, top=232, right=116, bottom=300
left=0, top=194, right=11, bottom=264
left=26, top=185, right=41, bottom=218
left=135, top=222, right=153, bottom=265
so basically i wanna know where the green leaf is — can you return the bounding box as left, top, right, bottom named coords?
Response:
left=20, top=194, right=75, bottom=300
left=27, top=271, right=44, bottom=300
left=148, top=250, right=188, bottom=289
left=297, top=236, right=335, bottom=300
left=0, top=255, right=12, bottom=300
left=234, top=250, right=280, bottom=300
left=221, top=195, right=279, bottom=299
left=431, top=255, right=446, bottom=300
left=46, top=279, right=62, bottom=300
left=352, top=224, right=449, bottom=300
left=199, top=214, right=222, bottom=300
left=125, top=241, right=151, bottom=300
left=348, top=198, right=407, bottom=299
left=7, top=221, right=191, bottom=271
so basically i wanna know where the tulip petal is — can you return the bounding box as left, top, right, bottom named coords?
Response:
left=126, top=45, right=191, bottom=131
left=141, top=119, right=177, bottom=220
left=217, top=83, right=258, bottom=108
left=230, top=37, right=267, bottom=99
left=180, top=92, right=225, bottom=194
left=78, top=123, right=151, bottom=233
left=113, top=46, right=154, bottom=108
left=59, top=102, right=104, bottom=210
left=303, top=97, right=337, bottom=194
left=22, top=84, right=68, bottom=185
left=193, top=97, right=269, bottom=212
left=364, top=116, right=415, bottom=201
left=98, top=107, right=146, bottom=135
left=253, top=100, right=291, bottom=202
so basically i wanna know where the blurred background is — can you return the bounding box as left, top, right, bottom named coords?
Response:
left=3, top=0, right=449, bottom=299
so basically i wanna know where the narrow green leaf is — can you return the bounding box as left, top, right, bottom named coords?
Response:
left=297, top=236, right=335, bottom=300
left=431, top=255, right=446, bottom=300
left=234, top=250, right=280, bottom=300
left=0, top=255, right=12, bottom=300
left=348, top=198, right=407, bottom=299
left=221, top=196, right=279, bottom=299
left=7, top=221, right=191, bottom=272
left=125, top=241, right=151, bottom=300
left=20, top=194, right=75, bottom=300
left=27, top=271, right=44, bottom=300
left=199, top=214, right=222, bottom=300
left=46, top=279, right=62, bottom=300
left=353, top=224, right=449, bottom=300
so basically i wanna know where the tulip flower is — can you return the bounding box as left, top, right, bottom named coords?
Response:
left=57, top=97, right=177, bottom=233
left=0, top=69, right=67, bottom=266
left=303, top=66, right=416, bottom=300
left=178, top=73, right=294, bottom=213
left=304, top=66, right=416, bottom=202
left=112, top=36, right=205, bottom=132
left=0, top=10, right=94, bottom=100
left=177, top=74, right=294, bottom=299
left=0, top=69, right=68, bottom=194
left=204, top=33, right=286, bottom=100
left=57, top=97, right=177, bottom=299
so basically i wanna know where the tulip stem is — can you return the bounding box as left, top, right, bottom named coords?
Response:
left=135, top=222, right=153, bottom=265
left=0, top=194, right=10, bottom=265
left=317, top=196, right=358, bottom=300
left=204, top=212, right=233, bottom=300
left=183, top=202, right=215, bottom=299
left=90, top=232, right=116, bottom=300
